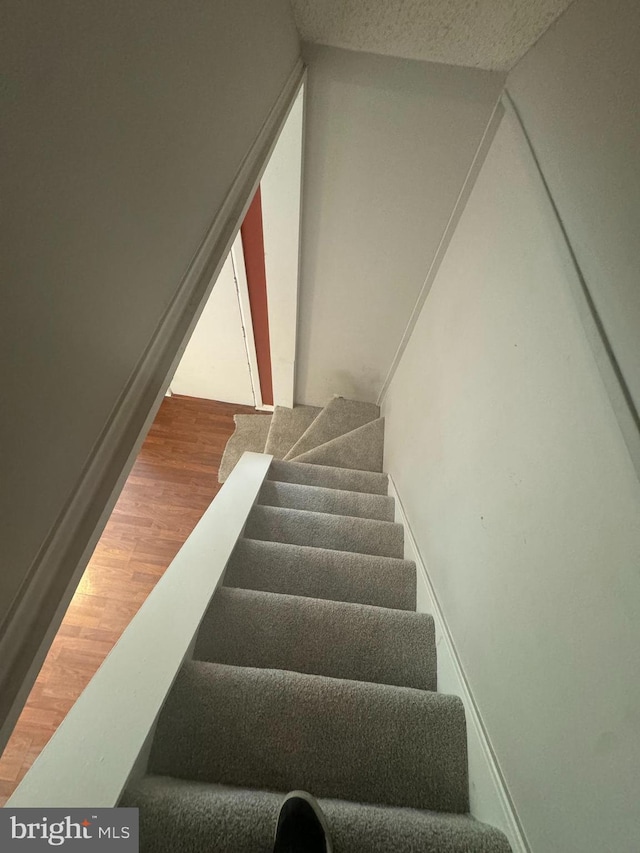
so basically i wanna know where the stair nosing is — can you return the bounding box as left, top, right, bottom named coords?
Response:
left=258, top=481, right=394, bottom=522
left=218, top=585, right=426, bottom=619
left=236, top=537, right=416, bottom=567
left=262, top=479, right=392, bottom=502
left=251, top=503, right=402, bottom=529
left=187, top=659, right=455, bottom=703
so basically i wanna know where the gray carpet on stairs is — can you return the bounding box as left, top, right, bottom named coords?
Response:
left=245, top=504, right=404, bottom=558
left=258, top=479, right=395, bottom=521
left=293, top=417, right=385, bottom=472
left=122, top=777, right=513, bottom=853
left=264, top=405, right=322, bottom=458
left=223, top=539, right=417, bottom=610
left=268, top=458, right=389, bottom=494
left=124, top=395, right=512, bottom=852
left=218, top=414, right=272, bottom=482
left=285, top=397, right=379, bottom=460
left=195, top=587, right=436, bottom=690
left=149, top=661, right=468, bottom=813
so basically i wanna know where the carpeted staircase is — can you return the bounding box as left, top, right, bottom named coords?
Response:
left=122, top=398, right=511, bottom=852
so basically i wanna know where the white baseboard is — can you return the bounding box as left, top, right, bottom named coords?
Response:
left=387, top=476, right=529, bottom=853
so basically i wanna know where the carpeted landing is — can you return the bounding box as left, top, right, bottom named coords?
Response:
left=122, top=398, right=512, bottom=852
left=218, top=396, right=385, bottom=482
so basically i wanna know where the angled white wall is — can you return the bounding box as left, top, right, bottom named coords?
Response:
left=295, top=44, right=504, bottom=405
left=382, top=107, right=640, bottom=853
left=0, top=0, right=299, bottom=630
left=170, top=255, right=255, bottom=406
left=507, top=0, right=640, bottom=413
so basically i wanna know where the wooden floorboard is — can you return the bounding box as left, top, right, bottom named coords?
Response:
left=0, top=395, right=255, bottom=804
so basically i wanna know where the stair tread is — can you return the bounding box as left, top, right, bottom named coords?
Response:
left=268, top=458, right=388, bottom=494
left=148, top=661, right=468, bottom=813
left=258, top=479, right=395, bottom=521
left=195, top=586, right=436, bottom=690
left=123, top=776, right=512, bottom=853
left=292, top=417, right=385, bottom=472
left=245, top=504, right=404, bottom=558
left=285, top=397, right=380, bottom=460
left=218, top=414, right=272, bottom=482
left=224, top=538, right=417, bottom=610
left=264, top=405, right=321, bottom=458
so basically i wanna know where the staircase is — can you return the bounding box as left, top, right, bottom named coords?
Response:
left=122, top=398, right=511, bottom=852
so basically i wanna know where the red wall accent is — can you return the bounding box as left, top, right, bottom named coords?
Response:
left=240, top=187, right=273, bottom=407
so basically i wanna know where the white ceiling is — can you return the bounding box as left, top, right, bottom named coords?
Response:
left=290, top=0, right=576, bottom=72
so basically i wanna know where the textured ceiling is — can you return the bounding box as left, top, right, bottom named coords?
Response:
left=290, top=0, right=576, bottom=71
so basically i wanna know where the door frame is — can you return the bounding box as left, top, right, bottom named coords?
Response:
left=230, top=233, right=271, bottom=411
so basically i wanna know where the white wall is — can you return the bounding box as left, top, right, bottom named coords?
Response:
left=261, top=84, right=305, bottom=408
left=170, top=255, right=255, bottom=405
left=175, top=82, right=305, bottom=410
left=507, top=0, right=640, bottom=412
left=0, top=1, right=299, bottom=629
left=295, top=44, right=504, bottom=405
left=382, top=108, right=640, bottom=853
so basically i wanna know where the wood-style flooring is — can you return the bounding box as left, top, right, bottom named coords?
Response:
left=0, top=395, right=254, bottom=805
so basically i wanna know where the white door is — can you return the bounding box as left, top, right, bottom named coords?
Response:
left=170, top=251, right=256, bottom=405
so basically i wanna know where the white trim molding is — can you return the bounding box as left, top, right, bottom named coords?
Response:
left=7, top=452, right=273, bottom=808
left=378, top=94, right=505, bottom=406
left=0, top=57, right=305, bottom=754
left=388, top=475, right=530, bottom=853
left=231, top=232, right=263, bottom=410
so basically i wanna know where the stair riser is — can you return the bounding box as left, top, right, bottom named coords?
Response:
left=245, top=506, right=404, bottom=559
left=224, top=539, right=417, bottom=610
left=195, top=587, right=436, bottom=690
left=149, top=662, right=469, bottom=813
left=268, top=459, right=389, bottom=495
left=258, top=480, right=395, bottom=522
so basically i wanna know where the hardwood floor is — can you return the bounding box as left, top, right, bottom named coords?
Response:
left=0, top=395, right=255, bottom=805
